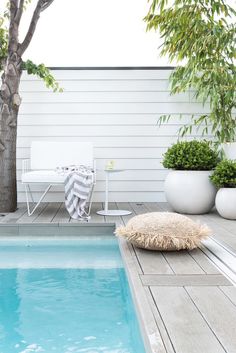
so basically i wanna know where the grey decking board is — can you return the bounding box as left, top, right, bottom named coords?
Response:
left=51, top=203, right=70, bottom=223
left=151, top=286, right=227, bottom=353
left=163, top=251, right=205, bottom=275
left=0, top=204, right=27, bottom=223
left=204, top=210, right=236, bottom=236
left=130, top=202, right=149, bottom=215
left=141, top=274, right=232, bottom=287
left=117, top=202, right=134, bottom=224
left=144, top=287, right=176, bottom=353
left=34, top=202, right=61, bottom=223
left=156, top=203, right=173, bottom=212
left=219, top=286, right=236, bottom=307
left=203, top=216, right=236, bottom=252
left=135, top=248, right=174, bottom=275
left=144, top=202, right=169, bottom=213
left=17, top=202, right=48, bottom=223
left=69, top=202, right=105, bottom=223
left=188, top=248, right=220, bottom=274
left=104, top=202, right=123, bottom=226
left=90, top=202, right=105, bottom=223
left=119, top=238, right=167, bottom=353
left=186, top=286, right=236, bottom=353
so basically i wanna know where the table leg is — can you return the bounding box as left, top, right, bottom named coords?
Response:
left=104, top=171, right=109, bottom=212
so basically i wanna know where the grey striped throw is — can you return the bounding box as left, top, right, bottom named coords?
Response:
left=64, top=166, right=94, bottom=220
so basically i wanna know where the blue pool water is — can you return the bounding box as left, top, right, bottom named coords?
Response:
left=0, top=237, right=145, bottom=353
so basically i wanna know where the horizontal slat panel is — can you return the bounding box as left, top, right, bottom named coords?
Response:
left=20, top=79, right=170, bottom=92
left=19, top=102, right=210, bottom=114
left=17, top=125, right=205, bottom=137
left=18, top=114, right=193, bottom=126
left=21, top=69, right=172, bottom=80
left=20, top=91, right=189, bottom=103
left=17, top=146, right=167, bottom=159
left=16, top=135, right=206, bottom=148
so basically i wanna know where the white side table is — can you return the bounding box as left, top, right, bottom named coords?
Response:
left=97, top=169, right=132, bottom=216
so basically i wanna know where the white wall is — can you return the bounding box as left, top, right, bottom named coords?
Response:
left=17, top=69, right=209, bottom=202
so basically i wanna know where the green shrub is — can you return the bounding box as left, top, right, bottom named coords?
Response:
left=210, top=160, right=236, bottom=188
left=163, top=140, right=219, bottom=170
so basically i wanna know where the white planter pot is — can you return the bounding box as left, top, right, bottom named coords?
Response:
left=215, top=188, right=236, bottom=219
left=164, top=170, right=216, bottom=214
left=222, top=142, right=236, bottom=160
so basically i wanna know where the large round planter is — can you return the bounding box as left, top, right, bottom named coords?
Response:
left=222, top=142, right=236, bottom=160
left=164, top=170, right=216, bottom=214
left=215, top=188, right=236, bottom=220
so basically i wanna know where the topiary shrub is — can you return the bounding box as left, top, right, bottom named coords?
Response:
left=210, top=160, right=236, bottom=188
left=163, top=140, right=219, bottom=170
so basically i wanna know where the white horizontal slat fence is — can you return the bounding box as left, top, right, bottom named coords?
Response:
left=17, top=68, right=206, bottom=202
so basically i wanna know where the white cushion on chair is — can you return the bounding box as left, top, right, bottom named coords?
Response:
left=22, top=170, right=67, bottom=184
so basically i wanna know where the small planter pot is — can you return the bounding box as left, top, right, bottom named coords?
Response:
left=222, top=142, right=236, bottom=160
left=215, top=188, right=236, bottom=220
left=164, top=170, right=216, bottom=214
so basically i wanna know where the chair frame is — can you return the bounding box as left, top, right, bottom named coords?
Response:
left=22, top=159, right=96, bottom=217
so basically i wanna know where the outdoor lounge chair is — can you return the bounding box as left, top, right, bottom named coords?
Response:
left=21, top=141, right=96, bottom=216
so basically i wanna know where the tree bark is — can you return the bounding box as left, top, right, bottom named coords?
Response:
left=0, top=0, right=55, bottom=212
left=0, top=55, right=22, bottom=212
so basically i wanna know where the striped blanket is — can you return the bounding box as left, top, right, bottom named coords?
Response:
left=59, top=165, right=94, bottom=220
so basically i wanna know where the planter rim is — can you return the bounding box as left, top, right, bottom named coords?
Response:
left=218, top=187, right=236, bottom=190
left=168, top=169, right=213, bottom=172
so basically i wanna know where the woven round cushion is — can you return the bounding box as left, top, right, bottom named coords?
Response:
left=115, top=212, right=211, bottom=251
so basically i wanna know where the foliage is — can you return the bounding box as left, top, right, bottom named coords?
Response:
left=23, top=60, right=63, bottom=92
left=0, top=5, right=62, bottom=92
left=163, top=140, right=219, bottom=170
left=145, top=0, right=236, bottom=144
left=210, top=160, right=236, bottom=188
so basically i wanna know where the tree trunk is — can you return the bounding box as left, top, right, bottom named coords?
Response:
left=0, top=54, right=22, bottom=212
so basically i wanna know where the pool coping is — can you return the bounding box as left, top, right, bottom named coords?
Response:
left=0, top=222, right=162, bottom=353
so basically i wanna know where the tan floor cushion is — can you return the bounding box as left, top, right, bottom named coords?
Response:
left=115, top=212, right=211, bottom=251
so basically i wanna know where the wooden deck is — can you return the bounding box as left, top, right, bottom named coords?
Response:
left=1, top=202, right=236, bottom=353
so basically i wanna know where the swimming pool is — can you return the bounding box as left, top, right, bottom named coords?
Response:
left=0, top=236, right=145, bottom=353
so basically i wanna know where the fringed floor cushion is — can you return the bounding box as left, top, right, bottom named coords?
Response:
left=115, top=212, right=211, bottom=251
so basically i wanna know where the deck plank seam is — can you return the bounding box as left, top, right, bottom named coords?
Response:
left=148, top=286, right=177, bottom=353
left=161, top=252, right=176, bottom=274
left=187, top=249, right=208, bottom=274
left=184, top=287, right=228, bottom=353
left=218, top=286, right=236, bottom=309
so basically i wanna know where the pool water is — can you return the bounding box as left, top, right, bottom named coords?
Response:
left=0, top=237, right=145, bottom=353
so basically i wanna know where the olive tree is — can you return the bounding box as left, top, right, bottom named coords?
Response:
left=0, top=0, right=61, bottom=212
left=145, top=0, right=236, bottom=144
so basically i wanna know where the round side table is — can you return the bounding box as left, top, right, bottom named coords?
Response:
left=97, top=169, right=132, bottom=216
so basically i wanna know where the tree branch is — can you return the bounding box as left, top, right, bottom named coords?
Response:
left=15, top=0, right=25, bottom=25
left=8, top=0, right=20, bottom=53
left=18, top=0, right=55, bottom=56
left=10, top=0, right=18, bottom=23
left=41, top=0, right=55, bottom=12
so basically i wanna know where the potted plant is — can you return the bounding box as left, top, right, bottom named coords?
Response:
left=210, top=160, right=236, bottom=219
left=145, top=0, right=236, bottom=154
left=163, top=140, right=219, bottom=214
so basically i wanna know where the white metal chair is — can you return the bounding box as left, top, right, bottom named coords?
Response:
left=21, top=141, right=96, bottom=216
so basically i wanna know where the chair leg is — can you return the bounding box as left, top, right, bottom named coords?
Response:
left=84, top=183, right=95, bottom=217
left=25, top=184, right=52, bottom=216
